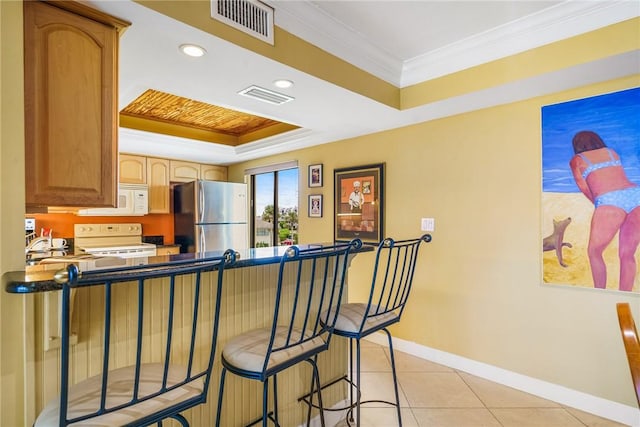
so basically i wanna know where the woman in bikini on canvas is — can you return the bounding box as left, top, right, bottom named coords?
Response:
left=569, top=130, right=640, bottom=292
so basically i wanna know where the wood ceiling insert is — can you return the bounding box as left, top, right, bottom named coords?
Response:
left=119, top=89, right=298, bottom=146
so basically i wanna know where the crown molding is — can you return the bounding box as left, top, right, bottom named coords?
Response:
left=269, top=0, right=639, bottom=89
left=233, top=128, right=316, bottom=156
left=267, top=0, right=403, bottom=86
left=402, top=0, right=640, bottom=87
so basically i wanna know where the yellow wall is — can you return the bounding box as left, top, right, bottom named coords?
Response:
left=0, top=1, right=29, bottom=425
left=229, top=74, right=640, bottom=409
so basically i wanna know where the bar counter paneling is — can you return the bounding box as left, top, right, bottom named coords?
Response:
left=4, top=244, right=372, bottom=426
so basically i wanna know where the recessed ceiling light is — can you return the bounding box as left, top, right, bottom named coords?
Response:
left=179, top=44, right=206, bottom=57
left=273, top=79, right=294, bottom=89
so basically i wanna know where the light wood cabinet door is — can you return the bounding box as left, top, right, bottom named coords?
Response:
left=24, top=1, right=128, bottom=208
left=170, top=160, right=200, bottom=182
left=119, top=154, right=147, bottom=184
left=147, top=157, right=171, bottom=213
left=200, top=164, right=228, bottom=181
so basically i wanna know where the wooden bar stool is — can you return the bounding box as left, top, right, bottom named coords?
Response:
left=34, top=252, right=235, bottom=427
left=215, top=240, right=361, bottom=427
left=329, top=234, right=431, bottom=426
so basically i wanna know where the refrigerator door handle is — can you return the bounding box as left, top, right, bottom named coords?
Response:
left=198, top=182, right=205, bottom=222
left=198, top=226, right=206, bottom=252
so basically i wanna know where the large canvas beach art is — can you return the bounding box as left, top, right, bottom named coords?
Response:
left=542, top=87, right=640, bottom=293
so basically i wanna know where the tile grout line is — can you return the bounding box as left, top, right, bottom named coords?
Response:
left=455, top=369, right=506, bottom=427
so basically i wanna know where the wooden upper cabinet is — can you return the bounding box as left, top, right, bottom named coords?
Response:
left=24, top=1, right=129, bottom=208
left=201, top=164, right=228, bottom=181
left=119, top=154, right=147, bottom=184
left=147, top=157, right=170, bottom=214
left=170, top=160, right=200, bottom=183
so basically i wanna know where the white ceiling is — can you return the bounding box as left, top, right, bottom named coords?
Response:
left=88, top=0, right=639, bottom=165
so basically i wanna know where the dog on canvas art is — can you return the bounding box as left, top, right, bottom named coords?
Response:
left=543, top=217, right=572, bottom=267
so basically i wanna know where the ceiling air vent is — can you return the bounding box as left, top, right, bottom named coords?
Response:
left=238, top=85, right=294, bottom=105
left=211, top=0, right=274, bottom=45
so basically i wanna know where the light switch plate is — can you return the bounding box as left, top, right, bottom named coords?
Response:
left=421, top=217, right=435, bottom=232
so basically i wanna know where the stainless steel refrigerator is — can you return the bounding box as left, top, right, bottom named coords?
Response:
left=174, top=180, right=248, bottom=253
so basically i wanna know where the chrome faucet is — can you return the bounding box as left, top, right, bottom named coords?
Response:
left=26, top=235, right=52, bottom=252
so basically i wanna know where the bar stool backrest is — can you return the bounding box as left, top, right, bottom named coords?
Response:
left=359, top=234, right=431, bottom=333
left=617, top=302, right=640, bottom=407
left=34, top=252, right=235, bottom=427
left=261, top=239, right=361, bottom=377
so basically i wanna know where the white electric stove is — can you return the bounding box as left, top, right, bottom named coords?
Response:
left=74, top=223, right=157, bottom=259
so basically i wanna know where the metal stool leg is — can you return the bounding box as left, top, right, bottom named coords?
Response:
left=305, top=361, right=315, bottom=426
left=215, top=367, right=227, bottom=427
left=304, top=356, right=326, bottom=427
left=311, top=356, right=326, bottom=427
left=273, top=375, right=279, bottom=426
left=384, top=329, right=402, bottom=426
left=355, top=338, right=361, bottom=426
left=347, top=337, right=356, bottom=424
left=263, top=378, right=269, bottom=427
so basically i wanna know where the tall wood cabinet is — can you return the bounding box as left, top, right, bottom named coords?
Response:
left=146, top=157, right=171, bottom=214
left=24, top=1, right=129, bottom=208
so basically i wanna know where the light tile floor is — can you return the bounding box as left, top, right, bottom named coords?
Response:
left=333, top=340, right=629, bottom=427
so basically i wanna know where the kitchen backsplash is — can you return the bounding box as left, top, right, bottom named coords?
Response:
left=27, top=213, right=175, bottom=244
left=142, top=235, right=164, bottom=245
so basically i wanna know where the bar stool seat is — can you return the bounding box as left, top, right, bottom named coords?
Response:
left=332, top=303, right=399, bottom=334
left=222, top=326, right=328, bottom=375
left=35, top=364, right=204, bottom=426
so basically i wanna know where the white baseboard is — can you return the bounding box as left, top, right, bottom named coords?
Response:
left=363, top=333, right=640, bottom=427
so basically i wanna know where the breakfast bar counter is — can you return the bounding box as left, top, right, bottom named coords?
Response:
left=5, top=243, right=371, bottom=294
left=3, top=243, right=372, bottom=426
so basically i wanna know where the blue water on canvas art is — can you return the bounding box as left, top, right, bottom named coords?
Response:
left=542, top=87, right=640, bottom=193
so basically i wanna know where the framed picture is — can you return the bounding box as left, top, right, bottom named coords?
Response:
left=309, top=194, right=323, bottom=218
left=309, top=164, right=323, bottom=187
left=334, top=163, right=384, bottom=243
left=541, top=87, right=640, bottom=293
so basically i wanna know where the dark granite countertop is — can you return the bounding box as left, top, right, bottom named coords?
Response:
left=4, top=242, right=372, bottom=294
